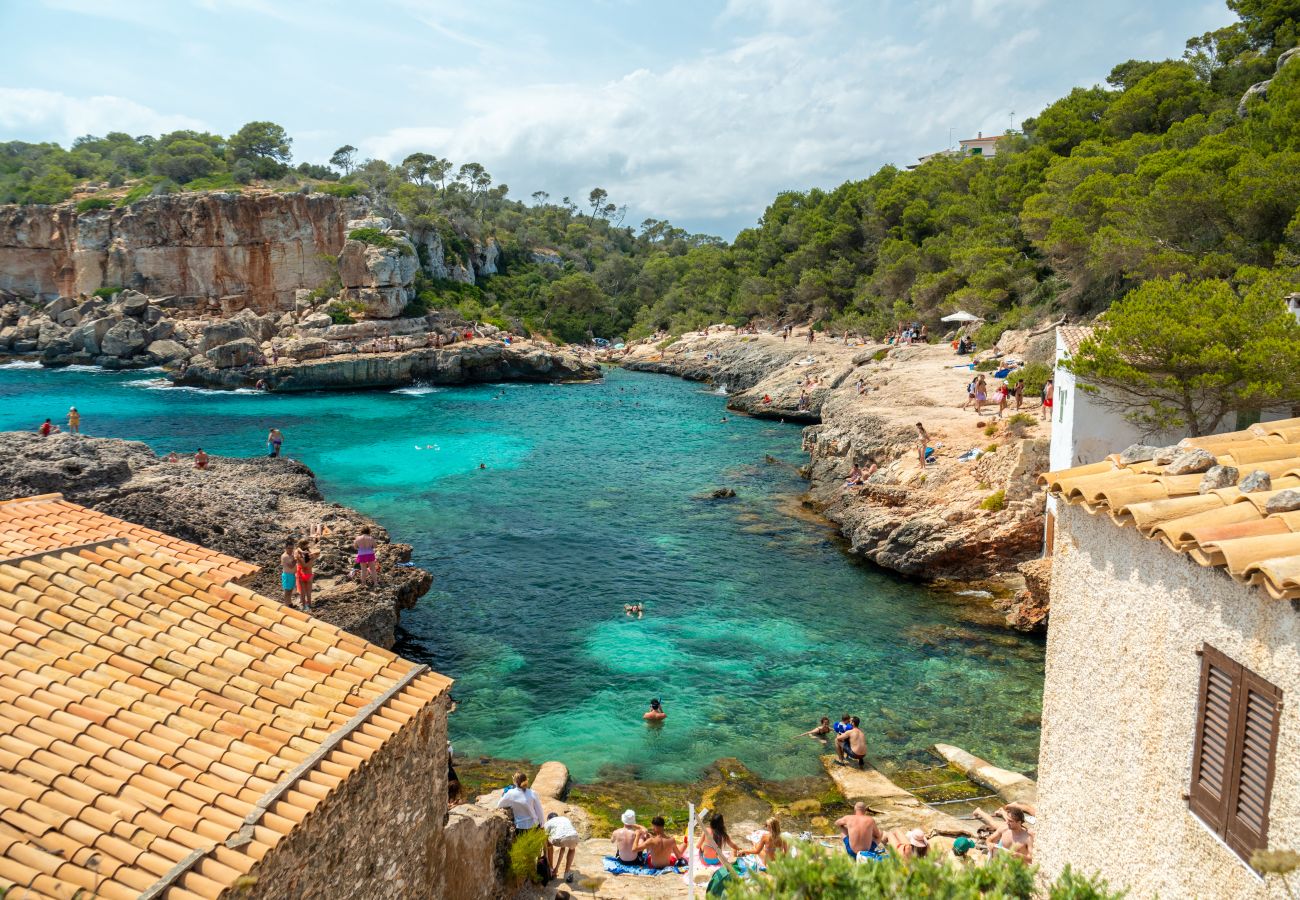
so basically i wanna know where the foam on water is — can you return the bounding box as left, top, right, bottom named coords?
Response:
left=391, top=384, right=445, bottom=396
left=0, top=364, right=1045, bottom=782
left=0, top=360, right=42, bottom=369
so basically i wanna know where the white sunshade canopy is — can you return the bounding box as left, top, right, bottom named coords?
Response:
left=940, top=310, right=983, bottom=323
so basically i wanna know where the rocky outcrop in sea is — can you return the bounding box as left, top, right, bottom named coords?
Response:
left=0, top=432, right=432, bottom=647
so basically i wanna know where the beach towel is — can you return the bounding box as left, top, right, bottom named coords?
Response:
left=602, top=856, right=678, bottom=876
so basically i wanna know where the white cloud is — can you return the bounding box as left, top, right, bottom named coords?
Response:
left=0, top=88, right=205, bottom=141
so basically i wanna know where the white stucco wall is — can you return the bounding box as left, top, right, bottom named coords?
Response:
left=1038, top=505, right=1300, bottom=899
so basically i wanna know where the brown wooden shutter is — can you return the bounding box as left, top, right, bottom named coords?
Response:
left=1225, top=669, right=1282, bottom=859
left=1189, top=645, right=1238, bottom=832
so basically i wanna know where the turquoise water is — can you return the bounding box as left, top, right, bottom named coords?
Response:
left=0, top=361, right=1044, bottom=782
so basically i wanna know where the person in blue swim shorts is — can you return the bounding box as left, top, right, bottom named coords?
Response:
left=279, top=538, right=297, bottom=606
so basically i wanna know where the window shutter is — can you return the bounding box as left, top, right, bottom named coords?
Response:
left=1189, top=645, right=1239, bottom=832
left=1225, top=670, right=1282, bottom=859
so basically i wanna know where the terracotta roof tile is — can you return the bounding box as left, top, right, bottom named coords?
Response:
left=1043, top=416, right=1300, bottom=599
left=1057, top=325, right=1095, bottom=356
left=0, top=498, right=451, bottom=898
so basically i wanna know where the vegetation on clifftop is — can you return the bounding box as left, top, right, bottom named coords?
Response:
left=2, top=1, right=1298, bottom=344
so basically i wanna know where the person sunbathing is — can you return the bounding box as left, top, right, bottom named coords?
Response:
left=835, top=803, right=883, bottom=859
left=844, top=465, right=864, bottom=486
left=884, top=827, right=929, bottom=860
left=974, top=805, right=1034, bottom=862
left=635, top=816, right=685, bottom=870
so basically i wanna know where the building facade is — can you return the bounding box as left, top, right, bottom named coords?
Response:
left=1038, top=424, right=1300, bottom=898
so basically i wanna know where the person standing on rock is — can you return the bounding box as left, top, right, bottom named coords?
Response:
left=67, top=407, right=80, bottom=434
left=294, top=539, right=315, bottom=611
left=354, top=526, right=378, bottom=585
left=498, top=772, right=545, bottom=832
left=280, top=539, right=297, bottom=606
left=1041, top=377, right=1054, bottom=421
left=915, top=423, right=930, bottom=467
left=543, top=812, right=581, bottom=878
left=267, top=428, right=283, bottom=458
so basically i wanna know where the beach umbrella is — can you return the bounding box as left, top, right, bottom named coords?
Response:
left=940, top=310, right=983, bottom=323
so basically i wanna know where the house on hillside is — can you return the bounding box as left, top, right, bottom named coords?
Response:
left=907, top=132, right=1008, bottom=168
left=0, top=493, right=466, bottom=899
left=1037, top=422, right=1300, bottom=898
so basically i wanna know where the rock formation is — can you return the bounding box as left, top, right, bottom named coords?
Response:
left=0, top=432, right=432, bottom=647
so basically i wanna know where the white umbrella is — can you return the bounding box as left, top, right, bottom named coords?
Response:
left=940, top=310, right=983, bottom=323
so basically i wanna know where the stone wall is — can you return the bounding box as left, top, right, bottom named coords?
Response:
left=1037, top=506, right=1299, bottom=899
left=442, top=804, right=514, bottom=900
left=244, top=694, right=451, bottom=899
left=0, top=192, right=360, bottom=313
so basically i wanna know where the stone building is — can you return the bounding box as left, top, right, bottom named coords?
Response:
left=0, top=493, right=459, bottom=899
left=1038, top=420, right=1300, bottom=898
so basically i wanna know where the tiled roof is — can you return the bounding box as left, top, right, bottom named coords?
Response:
left=0, top=499, right=451, bottom=899
left=1056, top=325, right=1095, bottom=356
left=0, top=495, right=257, bottom=586
left=1042, top=417, right=1300, bottom=600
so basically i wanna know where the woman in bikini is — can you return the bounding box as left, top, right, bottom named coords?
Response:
left=354, top=526, right=378, bottom=585
left=752, top=817, right=787, bottom=866
left=295, top=539, right=315, bottom=611
left=697, top=813, right=747, bottom=867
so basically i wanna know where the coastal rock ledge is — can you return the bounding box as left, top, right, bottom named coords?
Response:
left=0, top=432, right=432, bottom=647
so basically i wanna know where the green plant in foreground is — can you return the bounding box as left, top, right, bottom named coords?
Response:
left=507, top=827, right=548, bottom=885
left=1006, top=412, right=1037, bottom=429
left=92, top=285, right=122, bottom=299
left=981, top=489, right=1006, bottom=511
left=722, top=843, right=1123, bottom=898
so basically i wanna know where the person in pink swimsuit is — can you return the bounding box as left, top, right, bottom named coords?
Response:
left=354, top=526, right=378, bottom=585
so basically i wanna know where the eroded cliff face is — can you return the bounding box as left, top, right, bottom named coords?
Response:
left=0, top=192, right=363, bottom=313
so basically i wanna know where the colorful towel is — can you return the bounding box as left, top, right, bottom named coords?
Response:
left=602, top=856, right=679, bottom=876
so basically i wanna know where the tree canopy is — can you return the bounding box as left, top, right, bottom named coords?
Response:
left=1066, top=273, right=1300, bottom=435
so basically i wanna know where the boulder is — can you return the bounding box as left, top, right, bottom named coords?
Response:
left=1240, top=470, right=1272, bottom=493
left=301, top=312, right=333, bottom=329
left=100, top=320, right=147, bottom=357
left=116, top=290, right=150, bottom=319
left=44, top=296, right=79, bottom=320
left=1152, top=445, right=1182, bottom=466
left=69, top=317, right=116, bottom=355
left=198, top=319, right=257, bottom=353
left=147, top=320, right=177, bottom=343
left=36, top=320, right=69, bottom=350
left=283, top=336, right=332, bottom=360
left=1199, top=465, right=1238, bottom=493
left=338, top=232, right=418, bottom=320
left=146, top=339, right=191, bottom=364
left=706, top=488, right=737, bottom=499
left=341, top=286, right=407, bottom=319
left=204, top=337, right=262, bottom=368
left=1165, top=448, right=1217, bottom=475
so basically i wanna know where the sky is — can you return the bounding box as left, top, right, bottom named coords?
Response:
left=1, top=0, right=1235, bottom=238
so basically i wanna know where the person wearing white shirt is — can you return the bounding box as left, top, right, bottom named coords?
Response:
left=543, top=812, right=581, bottom=877
left=497, top=772, right=546, bottom=831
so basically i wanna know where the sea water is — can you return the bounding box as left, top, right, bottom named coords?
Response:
left=0, top=363, right=1044, bottom=781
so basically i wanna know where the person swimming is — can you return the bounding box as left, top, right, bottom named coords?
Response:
left=644, top=698, right=666, bottom=721
left=624, top=603, right=644, bottom=616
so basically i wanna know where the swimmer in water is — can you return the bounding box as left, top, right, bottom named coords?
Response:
left=644, top=698, right=666, bottom=722
left=624, top=603, right=644, bottom=616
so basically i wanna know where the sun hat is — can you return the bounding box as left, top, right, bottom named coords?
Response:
left=952, top=836, right=975, bottom=856
left=907, top=828, right=928, bottom=848
left=621, top=810, right=637, bottom=827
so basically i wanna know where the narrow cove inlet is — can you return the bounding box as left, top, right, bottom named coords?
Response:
left=0, top=362, right=1044, bottom=783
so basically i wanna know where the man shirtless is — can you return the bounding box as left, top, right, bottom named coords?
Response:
left=635, top=816, right=684, bottom=870
left=835, top=716, right=868, bottom=768
left=975, top=805, right=1034, bottom=862
left=835, top=803, right=883, bottom=859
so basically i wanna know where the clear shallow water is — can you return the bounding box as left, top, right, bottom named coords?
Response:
left=0, top=362, right=1044, bottom=782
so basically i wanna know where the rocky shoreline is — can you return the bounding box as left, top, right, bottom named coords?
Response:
left=623, top=328, right=1052, bottom=630
left=0, top=431, right=431, bottom=646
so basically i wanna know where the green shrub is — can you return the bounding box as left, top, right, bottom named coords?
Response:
left=981, top=488, right=1007, bottom=511
left=723, top=841, right=1122, bottom=898
left=974, top=359, right=999, bottom=372
left=985, top=443, right=999, bottom=453
left=657, top=337, right=679, bottom=350
left=1007, top=412, right=1037, bottom=429
left=92, top=285, right=123, bottom=299
left=348, top=227, right=414, bottom=256
left=319, top=181, right=362, bottom=197
left=184, top=172, right=241, bottom=191
left=507, top=827, right=548, bottom=885
left=984, top=424, right=999, bottom=437
left=75, top=196, right=115, bottom=213
left=973, top=320, right=1005, bottom=348
left=120, top=180, right=158, bottom=205
left=1010, top=361, right=1053, bottom=396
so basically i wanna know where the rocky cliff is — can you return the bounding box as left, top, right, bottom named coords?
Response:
left=0, top=192, right=364, bottom=313
left=0, top=432, right=432, bottom=647
left=623, top=329, right=1051, bottom=628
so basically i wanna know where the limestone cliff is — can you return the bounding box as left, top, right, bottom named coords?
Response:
left=0, top=432, right=432, bottom=647
left=0, top=192, right=366, bottom=313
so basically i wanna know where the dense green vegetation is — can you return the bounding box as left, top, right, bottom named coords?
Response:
left=721, top=844, right=1123, bottom=898
left=2, top=1, right=1298, bottom=343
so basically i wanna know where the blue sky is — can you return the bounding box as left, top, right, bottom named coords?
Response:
left=1, top=0, right=1235, bottom=237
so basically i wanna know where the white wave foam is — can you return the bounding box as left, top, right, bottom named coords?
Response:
left=0, top=360, right=43, bottom=369
left=391, top=385, right=443, bottom=396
